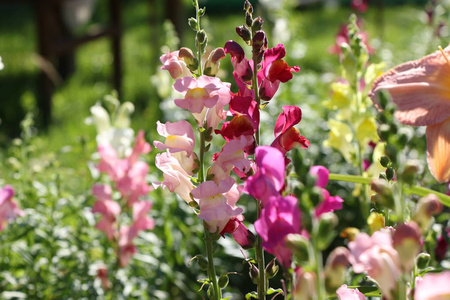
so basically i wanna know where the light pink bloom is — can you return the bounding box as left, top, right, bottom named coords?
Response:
left=92, top=184, right=121, bottom=240
left=160, top=50, right=193, bottom=80
left=415, top=271, right=450, bottom=300
left=97, top=143, right=128, bottom=181
left=0, top=185, right=24, bottom=231
left=349, top=231, right=401, bottom=299
left=154, top=151, right=195, bottom=203
left=245, top=146, right=285, bottom=205
left=369, top=46, right=450, bottom=182
left=392, top=221, right=422, bottom=272
left=128, top=130, right=152, bottom=166
left=336, top=284, right=365, bottom=300
left=154, top=120, right=195, bottom=156
left=191, top=178, right=243, bottom=233
left=209, top=135, right=253, bottom=182
left=173, top=76, right=225, bottom=114
left=116, top=161, right=150, bottom=206
left=310, top=165, right=344, bottom=217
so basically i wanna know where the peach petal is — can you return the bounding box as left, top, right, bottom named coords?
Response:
left=426, top=117, right=450, bottom=183
left=370, top=46, right=450, bottom=126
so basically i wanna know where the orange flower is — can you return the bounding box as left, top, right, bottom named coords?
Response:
left=369, top=46, right=450, bottom=183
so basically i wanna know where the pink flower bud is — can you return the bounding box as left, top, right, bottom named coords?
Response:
left=392, top=221, right=422, bottom=272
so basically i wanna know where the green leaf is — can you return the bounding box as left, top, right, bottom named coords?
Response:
left=267, top=288, right=284, bottom=295
left=245, top=292, right=258, bottom=299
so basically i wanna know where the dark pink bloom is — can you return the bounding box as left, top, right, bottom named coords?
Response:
left=258, top=44, right=300, bottom=101
left=255, top=195, right=301, bottom=268
left=245, top=146, right=286, bottom=205
left=224, top=40, right=253, bottom=83
left=309, top=165, right=344, bottom=217
left=271, top=106, right=309, bottom=156
left=435, top=234, right=448, bottom=262
left=220, top=215, right=255, bottom=250
left=0, top=185, right=24, bottom=231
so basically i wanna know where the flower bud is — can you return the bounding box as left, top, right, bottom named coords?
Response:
left=244, top=0, right=253, bottom=13
left=252, top=17, right=264, bottom=32
left=195, top=255, right=209, bottom=271
left=392, top=221, right=422, bottom=272
left=380, top=155, right=391, bottom=168
left=196, top=30, right=207, bottom=44
left=249, top=263, right=259, bottom=284
left=293, top=269, right=317, bottom=300
left=385, top=167, right=395, bottom=181
left=415, top=252, right=431, bottom=270
left=400, top=160, right=420, bottom=185
left=265, top=258, right=279, bottom=279
left=413, top=194, right=443, bottom=232
left=317, top=213, right=338, bottom=250
left=252, top=30, right=267, bottom=54
left=324, top=247, right=352, bottom=293
left=236, top=25, right=252, bottom=44
left=285, top=233, right=310, bottom=264
left=218, top=273, right=229, bottom=289
left=245, top=11, right=253, bottom=27
left=188, top=17, right=198, bottom=31
left=179, top=47, right=198, bottom=71
left=370, top=179, right=395, bottom=209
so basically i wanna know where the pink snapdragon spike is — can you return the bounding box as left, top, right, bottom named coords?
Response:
left=309, top=165, right=344, bottom=217
left=336, top=284, right=365, bottom=300
left=154, top=151, right=195, bottom=203
left=191, top=178, right=243, bottom=233
left=116, top=161, right=150, bottom=206
left=369, top=46, right=450, bottom=182
left=329, top=22, right=374, bottom=55
left=0, top=185, right=24, bottom=231
left=415, top=271, right=450, bottom=300
left=258, top=44, right=300, bottom=101
left=348, top=231, right=401, bottom=299
left=97, top=143, right=128, bottom=181
left=160, top=50, right=193, bottom=80
left=255, top=195, right=301, bottom=268
left=154, top=120, right=195, bottom=156
left=173, top=76, right=225, bottom=114
left=245, top=146, right=286, bottom=205
left=271, top=105, right=309, bottom=156
left=92, top=184, right=121, bottom=240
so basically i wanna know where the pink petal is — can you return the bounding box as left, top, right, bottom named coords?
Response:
left=369, top=46, right=450, bottom=126
left=426, top=117, right=450, bottom=183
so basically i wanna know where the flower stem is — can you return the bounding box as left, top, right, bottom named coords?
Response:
left=328, top=173, right=450, bottom=207
left=311, top=217, right=326, bottom=300
left=204, top=224, right=222, bottom=300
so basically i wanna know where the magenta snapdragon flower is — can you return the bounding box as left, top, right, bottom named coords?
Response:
left=309, top=165, right=344, bottom=217
left=0, top=185, right=24, bottom=231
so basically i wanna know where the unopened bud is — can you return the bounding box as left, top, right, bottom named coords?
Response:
left=252, top=17, right=264, bottom=31
left=416, top=252, right=431, bottom=270
left=249, top=263, right=259, bottom=284
left=195, top=255, right=209, bottom=270
left=293, top=269, right=317, bottom=300
left=218, top=273, right=229, bottom=289
left=252, top=31, right=267, bottom=54
left=400, top=160, right=420, bottom=185
left=188, top=17, right=198, bottom=31
left=265, top=258, right=279, bottom=279
left=244, top=0, right=253, bottom=13
left=317, top=213, right=338, bottom=250
left=285, top=234, right=310, bottom=264
left=386, top=167, right=395, bottom=181
left=236, top=25, right=252, bottom=44
left=246, top=11, right=253, bottom=27
left=196, top=30, right=207, bottom=44
left=370, top=178, right=395, bottom=209
left=380, top=155, right=390, bottom=168
left=324, top=247, right=351, bottom=292
left=393, top=221, right=422, bottom=273
left=413, top=194, right=443, bottom=232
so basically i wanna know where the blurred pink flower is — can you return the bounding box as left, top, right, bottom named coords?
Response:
left=245, top=146, right=286, bottom=205
left=415, top=271, right=450, bottom=300
left=392, top=221, right=422, bottom=272
left=351, top=0, right=369, bottom=13
left=0, top=185, right=24, bottom=231
left=92, top=184, right=121, bottom=241
left=348, top=231, right=401, bottom=299
left=310, top=165, right=344, bottom=217
left=191, top=178, right=243, bottom=233
left=329, top=22, right=374, bottom=55
left=369, top=46, right=450, bottom=182
left=336, top=284, right=365, bottom=300
left=255, top=195, right=301, bottom=268
left=160, top=49, right=193, bottom=80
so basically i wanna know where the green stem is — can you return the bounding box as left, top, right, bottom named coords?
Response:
left=204, top=226, right=221, bottom=300
left=327, top=173, right=450, bottom=207
left=311, top=217, right=326, bottom=300
left=195, top=1, right=203, bottom=76
left=256, top=202, right=266, bottom=300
